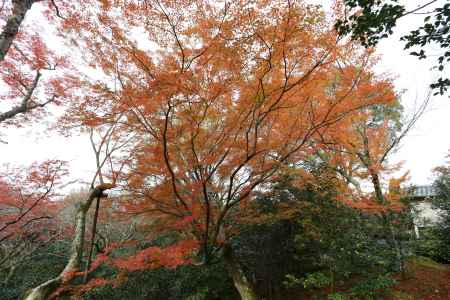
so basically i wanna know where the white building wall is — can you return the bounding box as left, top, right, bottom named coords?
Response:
left=411, top=200, right=443, bottom=238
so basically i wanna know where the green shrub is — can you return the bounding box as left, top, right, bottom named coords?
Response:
left=415, top=228, right=450, bottom=263
left=302, top=272, right=333, bottom=289
left=349, top=274, right=396, bottom=300
left=328, top=293, right=351, bottom=300
left=0, top=242, right=69, bottom=300
left=84, top=262, right=237, bottom=300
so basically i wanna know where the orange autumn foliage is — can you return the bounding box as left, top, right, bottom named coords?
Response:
left=113, top=239, right=200, bottom=271
left=0, top=160, right=67, bottom=245
left=315, top=99, right=411, bottom=214
left=60, top=0, right=400, bottom=267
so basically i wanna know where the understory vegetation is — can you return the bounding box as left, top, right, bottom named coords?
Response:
left=2, top=173, right=450, bottom=300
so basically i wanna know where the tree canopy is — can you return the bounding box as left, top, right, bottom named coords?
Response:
left=0, top=1, right=438, bottom=300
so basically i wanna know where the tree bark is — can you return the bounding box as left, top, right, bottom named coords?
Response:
left=0, top=0, right=37, bottom=62
left=83, top=195, right=101, bottom=283
left=223, top=244, right=258, bottom=300
left=371, top=172, right=403, bottom=272
left=382, top=213, right=404, bottom=272
left=3, top=265, right=16, bottom=284
left=23, top=184, right=114, bottom=300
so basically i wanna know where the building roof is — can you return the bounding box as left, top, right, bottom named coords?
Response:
left=409, top=185, right=437, bottom=198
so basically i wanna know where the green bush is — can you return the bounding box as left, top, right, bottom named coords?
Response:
left=84, top=262, right=237, bottom=300
left=415, top=227, right=450, bottom=263
left=328, top=293, right=351, bottom=300
left=349, top=274, right=396, bottom=300
left=238, top=174, right=403, bottom=299
left=0, top=241, right=69, bottom=300
left=302, top=272, right=333, bottom=289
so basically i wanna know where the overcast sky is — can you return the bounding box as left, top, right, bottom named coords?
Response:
left=0, top=0, right=449, bottom=188
left=374, top=0, right=450, bottom=184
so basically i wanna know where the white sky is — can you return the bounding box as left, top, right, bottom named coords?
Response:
left=0, top=0, right=449, bottom=188
left=374, top=0, right=450, bottom=185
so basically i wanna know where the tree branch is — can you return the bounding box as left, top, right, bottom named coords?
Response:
left=0, top=0, right=37, bottom=62
left=0, top=71, right=58, bottom=123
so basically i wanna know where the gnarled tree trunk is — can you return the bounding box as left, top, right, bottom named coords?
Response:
left=23, top=184, right=114, bottom=300
left=223, top=244, right=258, bottom=300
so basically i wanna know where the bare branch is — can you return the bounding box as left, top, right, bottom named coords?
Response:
left=0, top=71, right=58, bottom=123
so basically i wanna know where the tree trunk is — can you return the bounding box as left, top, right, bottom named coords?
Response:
left=3, top=265, right=16, bottom=284
left=382, top=213, right=404, bottom=272
left=0, top=0, right=37, bottom=62
left=370, top=172, right=403, bottom=272
left=223, top=244, right=258, bottom=300
left=23, top=184, right=114, bottom=300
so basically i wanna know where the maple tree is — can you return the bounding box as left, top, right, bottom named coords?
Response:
left=0, top=0, right=74, bottom=126
left=313, top=93, right=430, bottom=274
left=0, top=1, right=78, bottom=291
left=49, top=1, right=405, bottom=299
left=1, top=1, right=132, bottom=290
left=0, top=160, right=66, bottom=284
left=0, top=0, right=426, bottom=299
left=23, top=117, right=133, bottom=300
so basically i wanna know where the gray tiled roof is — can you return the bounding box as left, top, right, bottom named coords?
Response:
left=410, top=185, right=437, bottom=198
